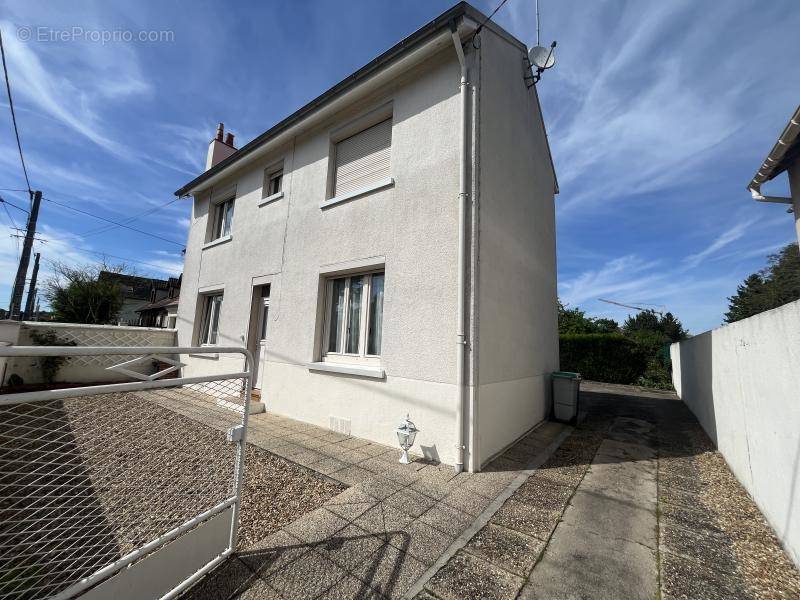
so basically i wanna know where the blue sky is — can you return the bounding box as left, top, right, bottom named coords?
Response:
left=0, top=0, right=798, bottom=333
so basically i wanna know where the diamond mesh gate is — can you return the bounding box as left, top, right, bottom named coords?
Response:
left=0, top=346, right=253, bottom=600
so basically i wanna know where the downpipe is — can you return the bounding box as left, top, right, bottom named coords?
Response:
left=451, top=25, right=468, bottom=474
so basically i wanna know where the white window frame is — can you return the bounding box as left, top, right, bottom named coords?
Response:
left=321, top=270, right=384, bottom=366
left=266, top=167, right=283, bottom=197
left=199, top=293, right=224, bottom=345
left=211, top=197, right=235, bottom=241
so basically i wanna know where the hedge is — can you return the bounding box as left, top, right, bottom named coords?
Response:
left=559, top=333, right=649, bottom=384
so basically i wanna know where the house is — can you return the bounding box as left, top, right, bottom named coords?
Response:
left=173, top=2, right=559, bottom=471
left=748, top=104, right=800, bottom=244
left=137, top=276, right=181, bottom=328
left=97, top=271, right=173, bottom=325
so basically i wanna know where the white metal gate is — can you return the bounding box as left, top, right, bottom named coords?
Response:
left=0, top=345, right=253, bottom=600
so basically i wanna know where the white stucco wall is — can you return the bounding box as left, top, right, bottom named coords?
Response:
left=474, top=30, right=559, bottom=466
left=176, top=24, right=558, bottom=468
left=177, top=48, right=464, bottom=463
left=670, top=299, right=800, bottom=566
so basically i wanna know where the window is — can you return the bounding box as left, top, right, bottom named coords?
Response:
left=323, top=271, right=384, bottom=362
left=263, top=167, right=283, bottom=198
left=212, top=198, right=234, bottom=240
left=332, top=118, right=392, bottom=198
left=199, top=293, right=223, bottom=345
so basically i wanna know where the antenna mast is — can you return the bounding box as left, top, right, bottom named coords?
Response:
left=536, top=0, right=540, bottom=46
left=598, top=298, right=665, bottom=317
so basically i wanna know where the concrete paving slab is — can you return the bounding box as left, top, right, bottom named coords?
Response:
left=425, top=550, right=524, bottom=600
left=562, top=489, right=656, bottom=549
left=519, top=522, right=657, bottom=600
left=265, top=550, right=347, bottom=598
left=388, top=518, right=457, bottom=566
left=491, top=498, right=561, bottom=541
left=660, top=550, right=750, bottom=600
left=463, top=523, right=546, bottom=577
left=317, top=575, right=386, bottom=599
left=318, top=523, right=385, bottom=572
left=351, top=542, right=427, bottom=598
left=283, top=507, right=349, bottom=545
left=580, top=471, right=656, bottom=511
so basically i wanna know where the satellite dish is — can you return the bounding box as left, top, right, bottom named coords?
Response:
left=528, top=45, right=555, bottom=70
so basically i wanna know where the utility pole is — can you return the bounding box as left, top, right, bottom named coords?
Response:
left=23, top=251, right=40, bottom=320
left=9, top=190, right=41, bottom=320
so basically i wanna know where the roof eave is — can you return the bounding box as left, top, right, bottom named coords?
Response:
left=747, top=104, right=800, bottom=193
left=174, top=2, right=488, bottom=198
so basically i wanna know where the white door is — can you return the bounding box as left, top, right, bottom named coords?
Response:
left=254, top=296, right=269, bottom=389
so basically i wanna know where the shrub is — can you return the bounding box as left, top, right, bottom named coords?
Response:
left=29, top=329, right=77, bottom=383
left=559, top=333, right=649, bottom=384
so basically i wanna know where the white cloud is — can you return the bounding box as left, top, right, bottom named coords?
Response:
left=0, top=21, right=137, bottom=158
left=683, top=221, right=748, bottom=268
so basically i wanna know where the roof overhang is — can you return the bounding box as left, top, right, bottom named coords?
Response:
left=175, top=3, right=484, bottom=198
left=747, top=105, right=800, bottom=195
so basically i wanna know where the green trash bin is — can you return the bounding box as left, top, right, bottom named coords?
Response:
left=552, top=371, right=581, bottom=423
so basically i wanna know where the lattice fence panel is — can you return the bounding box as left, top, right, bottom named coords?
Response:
left=0, top=378, right=246, bottom=599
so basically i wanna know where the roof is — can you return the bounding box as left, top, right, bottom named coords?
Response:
left=175, top=2, right=511, bottom=197
left=98, top=271, right=171, bottom=300
left=748, top=105, right=800, bottom=192
left=136, top=297, right=180, bottom=313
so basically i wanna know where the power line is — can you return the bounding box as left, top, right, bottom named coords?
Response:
left=472, top=0, right=512, bottom=41
left=41, top=244, right=181, bottom=273
left=0, top=195, right=30, bottom=214
left=0, top=30, right=32, bottom=197
left=42, top=196, right=185, bottom=247
left=1, top=198, right=20, bottom=260
left=80, top=197, right=180, bottom=237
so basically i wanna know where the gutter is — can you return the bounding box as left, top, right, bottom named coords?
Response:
left=747, top=105, right=800, bottom=202
left=451, top=24, right=469, bottom=474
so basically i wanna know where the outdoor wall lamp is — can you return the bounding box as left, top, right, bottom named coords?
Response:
left=395, top=414, right=419, bottom=465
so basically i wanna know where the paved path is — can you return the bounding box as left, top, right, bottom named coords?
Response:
left=519, top=419, right=659, bottom=599
left=164, top=382, right=800, bottom=599
left=417, top=382, right=800, bottom=600
left=154, top=387, right=570, bottom=599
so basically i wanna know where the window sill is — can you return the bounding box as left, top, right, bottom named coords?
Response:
left=258, top=190, right=284, bottom=207
left=320, top=177, right=394, bottom=209
left=190, top=352, right=219, bottom=360
left=307, top=361, right=385, bottom=379
left=202, top=235, right=232, bottom=250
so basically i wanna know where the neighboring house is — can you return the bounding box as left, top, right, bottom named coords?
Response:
left=748, top=104, right=800, bottom=245
left=137, top=276, right=181, bottom=328
left=97, top=271, right=172, bottom=326
left=173, top=2, right=559, bottom=471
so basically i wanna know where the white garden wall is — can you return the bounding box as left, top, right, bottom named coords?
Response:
left=670, top=299, right=800, bottom=566
left=0, top=321, right=177, bottom=386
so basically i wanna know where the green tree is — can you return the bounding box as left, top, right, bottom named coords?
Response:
left=558, top=300, right=619, bottom=334
left=621, top=309, right=688, bottom=390
left=725, top=244, right=800, bottom=323
left=44, top=262, right=131, bottom=324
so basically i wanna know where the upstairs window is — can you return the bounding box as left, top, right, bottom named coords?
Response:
left=324, top=271, right=384, bottom=362
left=212, top=198, right=234, bottom=240
left=332, top=118, right=392, bottom=198
left=263, top=165, right=283, bottom=198
left=199, top=293, right=223, bottom=345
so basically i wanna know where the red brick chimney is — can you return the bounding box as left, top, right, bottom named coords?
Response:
left=206, top=122, right=237, bottom=170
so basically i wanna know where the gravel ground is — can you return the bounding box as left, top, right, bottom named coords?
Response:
left=658, top=417, right=800, bottom=599
left=237, top=443, right=344, bottom=549
left=0, top=390, right=342, bottom=599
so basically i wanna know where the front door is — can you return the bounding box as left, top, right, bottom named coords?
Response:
left=254, top=292, right=270, bottom=389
